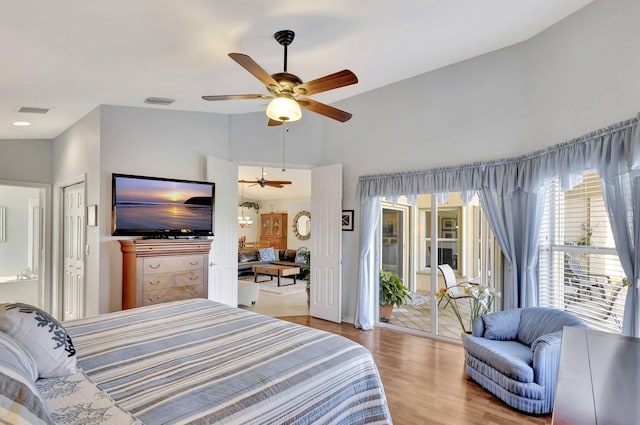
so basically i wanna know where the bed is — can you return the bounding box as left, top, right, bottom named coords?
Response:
left=2, top=299, right=392, bottom=424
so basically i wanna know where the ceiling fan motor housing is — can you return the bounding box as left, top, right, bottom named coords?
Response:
left=274, top=30, right=295, bottom=46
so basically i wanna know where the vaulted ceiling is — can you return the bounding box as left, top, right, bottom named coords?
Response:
left=2, top=0, right=592, bottom=139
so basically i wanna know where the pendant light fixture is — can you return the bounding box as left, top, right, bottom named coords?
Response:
left=238, top=184, right=253, bottom=228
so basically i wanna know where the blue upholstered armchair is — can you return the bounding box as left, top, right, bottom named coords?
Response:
left=463, top=307, right=588, bottom=414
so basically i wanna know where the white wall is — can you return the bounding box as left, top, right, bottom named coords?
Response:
left=53, top=107, right=101, bottom=317
left=99, top=105, right=230, bottom=313
left=284, top=200, right=311, bottom=251
left=0, top=185, right=40, bottom=276
left=525, top=0, right=640, bottom=144
left=0, top=140, right=53, bottom=183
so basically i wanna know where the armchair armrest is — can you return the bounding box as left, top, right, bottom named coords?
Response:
left=531, top=330, right=563, bottom=386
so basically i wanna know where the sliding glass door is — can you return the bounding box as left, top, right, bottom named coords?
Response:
left=378, top=194, right=502, bottom=340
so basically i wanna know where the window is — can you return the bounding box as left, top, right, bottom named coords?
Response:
left=422, top=207, right=461, bottom=271
left=539, top=171, right=627, bottom=333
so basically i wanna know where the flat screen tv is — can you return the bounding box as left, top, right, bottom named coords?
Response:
left=112, top=173, right=214, bottom=237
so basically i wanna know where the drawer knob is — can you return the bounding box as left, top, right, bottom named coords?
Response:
left=148, top=295, right=162, bottom=302
left=148, top=264, right=161, bottom=269
left=189, top=274, right=198, bottom=281
left=186, top=289, right=199, bottom=296
left=189, top=260, right=200, bottom=266
left=148, top=280, right=160, bottom=286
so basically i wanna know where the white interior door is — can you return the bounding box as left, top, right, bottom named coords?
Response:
left=62, top=182, right=85, bottom=320
left=310, top=164, right=342, bottom=322
left=206, top=156, right=238, bottom=306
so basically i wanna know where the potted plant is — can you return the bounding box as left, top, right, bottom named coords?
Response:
left=297, top=250, right=311, bottom=307
left=379, top=269, right=412, bottom=322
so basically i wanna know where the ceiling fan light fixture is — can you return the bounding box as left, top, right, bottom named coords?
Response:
left=266, top=95, right=301, bottom=122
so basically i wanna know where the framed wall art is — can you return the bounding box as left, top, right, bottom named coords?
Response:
left=341, top=210, right=354, bottom=231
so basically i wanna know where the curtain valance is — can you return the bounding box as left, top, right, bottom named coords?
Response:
left=357, top=114, right=639, bottom=201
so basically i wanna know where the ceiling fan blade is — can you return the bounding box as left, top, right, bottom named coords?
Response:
left=239, top=179, right=260, bottom=184
left=295, top=70, right=358, bottom=96
left=268, top=119, right=283, bottom=126
left=203, top=94, right=270, bottom=101
left=265, top=180, right=292, bottom=185
left=266, top=183, right=285, bottom=188
left=229, top=53, right=281, bottom=90
left=297, top=98, right=353, bottom=122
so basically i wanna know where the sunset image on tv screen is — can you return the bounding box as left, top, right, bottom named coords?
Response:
left=113, top=176, right=213, bottom=233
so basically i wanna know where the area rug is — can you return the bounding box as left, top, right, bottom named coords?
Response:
left=406, top=292, right=431, bottom=306
left=240, top=278, right=307, bottom=295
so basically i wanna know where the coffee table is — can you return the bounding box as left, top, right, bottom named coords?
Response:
left=252, top=265, right=301, bottom=287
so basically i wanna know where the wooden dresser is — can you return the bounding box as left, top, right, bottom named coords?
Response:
left=119, top=239, right=212, bottom=309
left=259, top=213, right=288, bottom=249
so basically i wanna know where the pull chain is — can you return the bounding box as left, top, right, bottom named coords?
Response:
left=282, top=126, right=289, bottom=172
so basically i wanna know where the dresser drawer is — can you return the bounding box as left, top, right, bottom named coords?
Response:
left=142, top=270, right=203, bottom=291
left=143, top=255, right=205, bottom=274
left=142, top=284, right=204, bottom=306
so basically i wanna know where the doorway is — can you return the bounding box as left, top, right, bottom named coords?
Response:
left=236, top=165, right=312, bottom=317
left=0, top=181, right=47, bottom=308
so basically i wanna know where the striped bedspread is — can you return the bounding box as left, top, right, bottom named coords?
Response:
left=64, top=299, right=392, bottom=424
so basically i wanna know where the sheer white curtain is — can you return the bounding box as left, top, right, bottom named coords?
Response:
left=479, top=188, right=545, bottom=309
left=354, top=197, right=381, bottom=330
left=355, top=114, right=639, bottom=329
left=602, top=172, right=640, bottom=336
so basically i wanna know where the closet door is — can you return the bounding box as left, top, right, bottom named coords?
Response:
left=62, top=182, right=85, bottom=320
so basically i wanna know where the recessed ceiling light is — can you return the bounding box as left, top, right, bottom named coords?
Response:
left=12, top=121, right=31, bottom=126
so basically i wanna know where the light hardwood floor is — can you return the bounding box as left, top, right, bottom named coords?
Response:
left=280, top=316, right=552, bottom=425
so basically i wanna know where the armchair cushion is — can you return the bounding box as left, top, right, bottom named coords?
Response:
left=465, top=337, right=533, bottom=383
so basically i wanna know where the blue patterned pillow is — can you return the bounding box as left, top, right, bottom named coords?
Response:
left=295, top=248, right=309, bottom=264
left=0, top=303, right=76, bottom=378
left=0, top=331, right=52, bottom=424
left=259, top=247, right=276, bottom=262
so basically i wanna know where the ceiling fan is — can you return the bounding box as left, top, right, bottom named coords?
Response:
left=239, top=167, right=292, bottom=188
left=202, top=30, right=358, bottom=126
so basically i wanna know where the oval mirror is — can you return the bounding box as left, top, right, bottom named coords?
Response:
left=293, top=211, right=311, bottom=240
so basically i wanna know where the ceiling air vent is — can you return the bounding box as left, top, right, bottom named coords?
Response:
left=144, top=97, right=175, bottom=106
left=18, top=106, right=50, bottom=114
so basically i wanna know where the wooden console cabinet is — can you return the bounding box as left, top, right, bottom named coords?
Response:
left=260, top=213, right=287, bottom=249
left=119, top=239, right=212, bottom=309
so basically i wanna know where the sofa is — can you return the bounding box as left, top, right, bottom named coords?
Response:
left=238, top=247, right=310, bottom=278
left=463, top=307, right=588, bottom=414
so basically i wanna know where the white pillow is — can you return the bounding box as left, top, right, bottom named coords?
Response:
left=0, top=303, right=76, bottom=378
left=0, top=331, right=52, bottom=424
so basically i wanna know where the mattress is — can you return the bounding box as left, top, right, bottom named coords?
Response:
left=49, top=299, right=391, bottom=424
